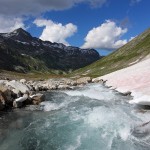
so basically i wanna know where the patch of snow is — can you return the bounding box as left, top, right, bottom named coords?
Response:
left=42, top=42, right=52, bottom=48
left=2, top=32, right=19, bottom=38
left=82, top=73, right=88, bottom=76
left=16, top=40, right=29, bottom=45
left=2, top=33, right=11, bottom=38
left=101, top=67, right=105, bottom=70
left=12, top=30, right=18, bottom=34
left=129, top=59, right=139, bottom=65
left=31, top=41, right=40, bottom=46
left=21, top=53, right=28, bottom=56
left=85, top=70, right=91, bottom=73
left=94, top=58, right=150, bottom=105
left=129, top=94, right=150, bottom=105
left=52, top=43, right=65, bottom=49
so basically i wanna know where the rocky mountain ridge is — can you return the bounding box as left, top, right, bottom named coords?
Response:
left=0, top=28, right=100, bottom=73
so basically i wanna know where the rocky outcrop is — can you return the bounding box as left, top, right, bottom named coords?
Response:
left=0, top=79, right=45, bottom=109
left=0, top=91, right=6, bottom=110
left=0, top=76, right=106, bottom=110
left=13, top=93, right=28, bottom=108
left=77, top=77, right=92, bottom=85
left=30, top=94, right=45, bottom=105
left=20, top=79, right=26, bottom=84
left=5, top=80, right=30, bottom=95
left=92, top=78, right=104, bottom=83
left=0, top=78, right=77, bottom=109
left=132, top=121, right=150, bottom=138
left=0, top=82, right=16, bottom=108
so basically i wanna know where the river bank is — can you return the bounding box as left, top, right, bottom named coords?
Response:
left=0, top=67, right=150, bottom=111
left=0, top=76, right=101, bottom=111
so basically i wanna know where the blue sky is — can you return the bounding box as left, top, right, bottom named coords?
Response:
left=0, top=0, right=149, bottom=55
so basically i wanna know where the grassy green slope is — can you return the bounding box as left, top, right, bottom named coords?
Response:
left=70, top=28, right=150, bottom=78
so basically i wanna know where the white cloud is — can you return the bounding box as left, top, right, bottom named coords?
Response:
left=0, top=16, right=25, bottom=33
left=0, top=0, right=107, bottom=33
left=34, top=19, right=77, bottom=45
left=81, top=20, right=128, bottom=50
left=0, top=0, right=107, bottom=16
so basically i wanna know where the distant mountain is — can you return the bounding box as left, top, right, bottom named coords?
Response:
left=72, top=28, right=150, bottom=77
left=0, top=28, right=100, bottom=73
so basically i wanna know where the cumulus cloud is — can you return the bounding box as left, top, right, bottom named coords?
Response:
left=0, top=0, right=107, bottom=33
left=0, top=16, right=25, bottom=33
left=81, top=20, right=128, bottom=50
left=34, top=19, right=77, bottom=45
left=0, top=0, right=107, bottom=16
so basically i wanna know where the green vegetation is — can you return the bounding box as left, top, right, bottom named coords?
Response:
left=69, top=28, right=150, bottom=78
left=0, top=69, right=66, bottom=80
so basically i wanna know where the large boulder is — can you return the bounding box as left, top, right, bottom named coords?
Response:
left=31, top=93, right=45, bottom=105
left=58, top=84, right=70, bottom=90
left=0, top=91, right=6, bottom=110
left=20, top=79, right=27, bottom=84
left=13, top=100, right=23, bottom=108
left=5, top=80, right=30, bottom=95
left=13, top=93, right=29, bottom=108
left=70, top=81, right=77, bottom=86
left=48, top=84, right=57, bottom=90
left=62, top=78, right=73, bottom=85
left=0, top=84, right=16, bottom=107
left=92, top=77, right=104, bottom=83
left=76, top=77, right=92, bottom=85
left=132, top=121, right=150, bottom=138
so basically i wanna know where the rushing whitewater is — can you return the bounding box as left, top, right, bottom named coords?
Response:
left=0, top=83, right=150, bottom=150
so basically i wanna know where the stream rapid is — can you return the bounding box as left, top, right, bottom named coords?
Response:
left=0, top=83, right=150, bottom=150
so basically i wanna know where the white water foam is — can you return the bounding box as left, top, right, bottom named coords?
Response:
left=67, top=135, right=81, bottom=150
left=84, top=106, right=132, bottom=141
left=40, top=96, right=80, bottom=112
left=64, top=84, right=116, bottom=101
left=119, top=127, right=131, bottom=141
left=40, top=102, right=64, bottom=112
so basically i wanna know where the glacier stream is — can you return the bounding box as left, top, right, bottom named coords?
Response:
left=0, top=83, right=150, bottom=150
